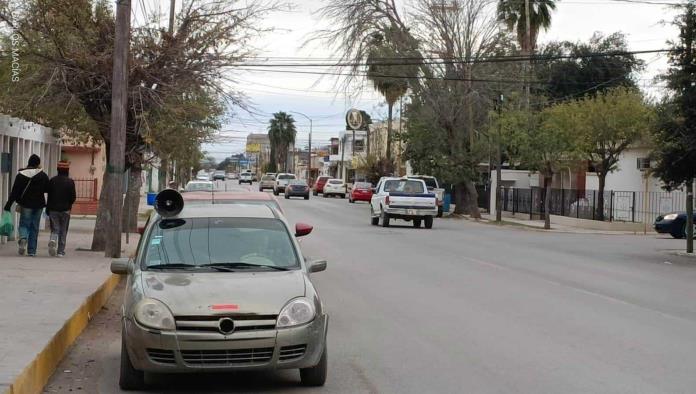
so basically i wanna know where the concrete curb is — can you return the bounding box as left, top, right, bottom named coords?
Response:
left=3, top=274, right=121, bottom=394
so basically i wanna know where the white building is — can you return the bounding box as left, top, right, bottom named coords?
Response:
left=0, top=115, right=61, bottom=242
left=335, top=130, right=368, bottom=183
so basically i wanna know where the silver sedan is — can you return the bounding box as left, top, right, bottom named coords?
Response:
left=111, top=190, right=328, bottom=390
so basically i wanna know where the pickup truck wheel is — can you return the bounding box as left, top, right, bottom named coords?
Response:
left=119, top=339, right=145, bottom=391
left=371, top=214, right=379, bottom=226
left=381, top=210, right=390, bottom=227
left=424, top=216, right=434, bottom=229
left=300, top=345, right=327, bottom=387
left=413, top=219, right=422, bottom=228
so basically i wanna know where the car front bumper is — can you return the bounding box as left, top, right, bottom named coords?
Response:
left=286, top=189, right=309, bottom=196
left=123, top=314, right=328, bottom=373
left=654, top=220, right=675, bottom=234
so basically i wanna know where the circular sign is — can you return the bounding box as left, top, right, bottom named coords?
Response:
left=346, top=109, right=363, bottom=130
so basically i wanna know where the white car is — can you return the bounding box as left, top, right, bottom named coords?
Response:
left=196, top=173, right=210, bottom=181
left=184, top=181, right=214, bottom=192
left=274, top=173, right=297, bottom=195
left=370, top=177, right=437, bottom=228
left=323, top=179, right=346, bottom=198
left=239, top=172, right=253, bottom=185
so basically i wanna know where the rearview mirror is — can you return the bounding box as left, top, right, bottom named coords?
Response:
left=110, top=258, right=132, bottom=275
left=295, top=223, right=313, bottom=237
left=308, top=260, right=327, bottom=273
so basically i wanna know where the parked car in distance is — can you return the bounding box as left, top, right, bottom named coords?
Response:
left=323, top=179, right=346, bottom=198
left=274, top=173, right=297, bottom=195
left=184, top=181, right=214, bottom=192
left=285, top=180, right=310, bottom=200
left=239, top=172, right=253, bottom=185
left=183, top=191, right=283, bottom=213
left=265, top=172, right=277, bottom=179
left=259, top=174, right=277, bottom=191
left=370, top=177, right=437, bottom=229
left=349, top=182, right=373, bottom=203
left=212, top=170, right=226, bottom=181
left=226, top=173, right=237, bottom=180
left=312, top=176, right=331, bottom=196
left=654, top=212, right=696, bottom=238
left=408, top=175, right=445, bottom=217
left=196, top=172, right=211, bottom=181
left=111, top=190, right=328, bottom=390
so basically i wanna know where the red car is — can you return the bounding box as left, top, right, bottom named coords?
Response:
left=312, top=176, right=331, bottom=196
left=349, top=181, right=373, bottom=203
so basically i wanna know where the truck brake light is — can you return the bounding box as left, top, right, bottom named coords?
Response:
left=385, top=195, right=390, bottom=206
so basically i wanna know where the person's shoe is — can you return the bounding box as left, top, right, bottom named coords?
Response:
left=18, top=238, right=27, bottom=256
left=27, top=253, right=36, bottom=257
left=56, top=253, right=65, bottom=258
left=48, top=239, right=57, bottom=257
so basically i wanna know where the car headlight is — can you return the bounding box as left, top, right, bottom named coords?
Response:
left=663, top=213, right=678, bottom=221
left=134, top=298, right=175, bottom=331
left=277, top=298, right=315, bottom=328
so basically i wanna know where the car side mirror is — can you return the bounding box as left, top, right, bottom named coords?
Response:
left=111, top=258, right=132, bottom=275
left=308, top=260, right=327, bottom=273
left=295, top=223, right=313, bottom=237
left=371, top=188, right=376, bottom=193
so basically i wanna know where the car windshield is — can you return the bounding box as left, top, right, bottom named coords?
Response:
left=262, top=175, right=274, bottom=181
left=328, top=180, right=343, bottom=185
left=185, top=182, right=213, bottom=192
left=144, top=218, right=298, bottom=270
left=289, top=180, right=307, bottom=186
left=384, top=180, right=425, bottom=194
left=278, top=174, right=295, bottom=180
left=355, top=182, right=372, bottom=189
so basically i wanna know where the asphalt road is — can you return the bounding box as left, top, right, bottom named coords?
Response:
left=45, top=180, right=696, bottom=393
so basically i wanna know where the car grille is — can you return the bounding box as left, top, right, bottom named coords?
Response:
left=147, top=348, right=176, bottom=365
left=174, top=314, right=277, bottom=333
left=279, top=345, right=307, bottom=361
left=181, top=348, right=274, bottom=366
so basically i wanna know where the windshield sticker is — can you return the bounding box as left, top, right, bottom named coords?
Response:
left=151, top=238, right=162, bottom=246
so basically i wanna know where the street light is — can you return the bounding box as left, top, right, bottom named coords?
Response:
left=289, top=111, right=312, bottom=182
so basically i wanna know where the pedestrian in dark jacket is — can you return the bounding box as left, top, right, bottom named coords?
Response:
left=3, top=154, right=49, bottom=256
left=47, top=161, right=76, bottom=257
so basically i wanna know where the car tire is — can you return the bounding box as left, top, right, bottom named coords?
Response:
left=437, top=206, right=443, bottom=218
left=424, top=216, right=434, bottom=229
left=300, top=345, right=327, bottom=387
left=349, top=197, right=354, bottom=203
left=371, top=214, right=379, bottom=226
left=323, top=193, right=329, bottom=198
left=341, top=194, right=346, bottom=199
left=285, top=194, right=290, bottom=199
left=274, top=189, right=279, bottom=196
left=238, top=181, right=242, bottom=185
left=313, top=190, right=318, bottom=196
left=413, top=219, right=422, bottom=228
left=119, top=339, right=145, bottom=391
left=381, top=209, right=390, bottom=227
left=304, top=195, right=309, bottom=200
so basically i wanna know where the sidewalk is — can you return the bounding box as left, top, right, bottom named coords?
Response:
left=0, top=219, right=138, bottom=394
left=477, top=213, right=654, bottom=235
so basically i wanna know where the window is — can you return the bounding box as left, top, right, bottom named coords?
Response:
left=354, top=139, right=365, bottom=152
left=384, top=180, right=425, bottom=194
left=329, top=180, right=343, bottom=185
left=278, top=174, right=296, bottom=180
left=144, top=218, right=298, bottom=269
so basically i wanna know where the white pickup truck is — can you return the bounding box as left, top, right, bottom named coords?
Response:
left=370, top=177, right=438, bottom=229
left=408, top=175, right=445, bottom=217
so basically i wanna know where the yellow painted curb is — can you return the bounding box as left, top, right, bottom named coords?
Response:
left=4, top=274, right=122, bottom=394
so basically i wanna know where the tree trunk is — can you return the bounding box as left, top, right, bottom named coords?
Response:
left=386, top=101, right=393, bottom=161
left=544, top=175, right=552, bottom=230
left=91, top=170, right=111, bottom=251
left=464, top=180, right=481, bottom=219
left=453, top=181, right=467, bottom=214
left=687, top=179, right=693, bottom=254
left=597, top=172, right=606, bottom=221
left=122, top=159, right=142, bottom=233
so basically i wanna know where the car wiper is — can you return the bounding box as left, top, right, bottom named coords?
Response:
left=147, top=263, right=200, bottom=270
left=201, top=262, right=291, bottom=271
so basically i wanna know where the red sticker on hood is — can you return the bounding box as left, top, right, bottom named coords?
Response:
left=210, top=304, right=239, bottom=310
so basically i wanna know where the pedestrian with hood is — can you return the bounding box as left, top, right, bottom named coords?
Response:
left=3, top=154, right=49, bottom=256
left=46, top=161, right=76, bottom=257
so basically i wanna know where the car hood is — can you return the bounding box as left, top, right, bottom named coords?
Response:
left=140, top=270, right=306, bottom=316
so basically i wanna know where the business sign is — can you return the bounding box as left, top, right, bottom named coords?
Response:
left=346, top=109, right=363, bottom=130
left=246, top=143, right=261, bottom=153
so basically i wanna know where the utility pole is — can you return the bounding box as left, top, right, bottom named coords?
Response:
left=496, top=94, right=504, bottom=223
left=687, top=179, right=694, bottom=253
left=168, top=0, right=175, bottom=32
left=289, top=111, right=312, bottom=181
left=524, top=0, right=532, bottom=110
left=105, top=0, right=131, bottom=258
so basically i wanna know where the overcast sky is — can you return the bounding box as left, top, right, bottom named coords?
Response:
left=198, top=0, right=681, bottom=160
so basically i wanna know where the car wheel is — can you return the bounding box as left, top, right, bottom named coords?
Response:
left=424, top=216, right=434, bottom=229
left=413, top=219, right=422, bottom=228
left=349, top=196, right=354, bottom=203
left=323, top=193, right=329, bottom=198
left=119, top=339, right=145, bottom=391
left=274, top=189, right=279, bottom=196
left=680, top=221, right=696, bottom=238
left=259, top=188, right=263, bottom=192
left=300, top=345, right=327, bottom=387
left=381, top=209, right=390, bottom=227
left=238, top=181, right=242, bottom=185
left=285, top=194, right=290, bottom=199
left=341, top=194, right=346, bottom=199
left=313, top=190, right=318, bottom=196
left=304, top=195, right=309, bottom=200
left=437, top=206, right=443, bottom=218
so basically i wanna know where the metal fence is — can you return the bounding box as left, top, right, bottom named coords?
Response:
left=74, top=178, right=98, bottom=201
left=500, top=187, right=687, bottom=224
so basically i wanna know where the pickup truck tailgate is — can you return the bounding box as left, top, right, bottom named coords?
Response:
left=388, top=192, right=437, bottom=208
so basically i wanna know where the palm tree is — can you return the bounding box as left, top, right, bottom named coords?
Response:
left=268, top=112, right=297, bottom=172
left=497, top=0, right=556, bottom=55
left=366, top=29, right=416, bottom=162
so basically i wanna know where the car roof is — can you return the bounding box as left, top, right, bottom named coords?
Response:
left=174, top=203, right=276, bottom=219
left=182, top=191, right=276, bottom=201
left=187, top=180, right=212, bottom=184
